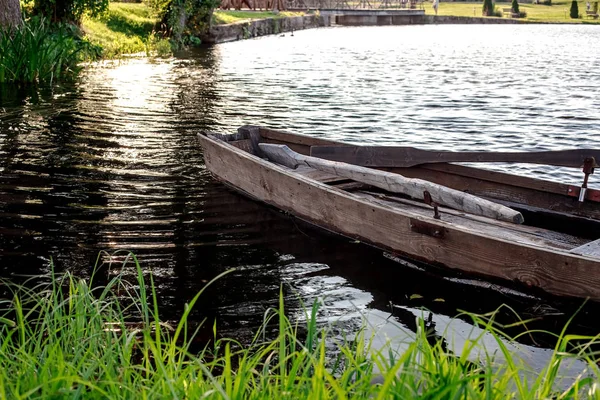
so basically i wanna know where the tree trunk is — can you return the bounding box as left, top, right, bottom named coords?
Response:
left=0, top=0, right=22, bottom=30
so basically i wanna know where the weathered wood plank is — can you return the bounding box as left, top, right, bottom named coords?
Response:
left=259, top=143, right=524, bottom=224
left=197, top=133, right=600, bottom=300
left=230, top=139, right=254, bottom=152
left=570, top=239, right=600, bottom=257
left=395, top=164, right=600, bottom=219
left=257, top=126, right=341, bottom=147
left=355, top=191, right=586, bottom=249
left=238, top=126, right=263, bottom=157
left=310, top=145, right=600, bottom=169
left=294, top=165, right=347, bottom=183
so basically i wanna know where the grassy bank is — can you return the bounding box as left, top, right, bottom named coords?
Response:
left=427, top=0, right=600, bottom=22
left=80, top=4, right=302, bottom=57
left=1, top=253, right=600, bottom=398
left=82, top=3, right=169, bottom=58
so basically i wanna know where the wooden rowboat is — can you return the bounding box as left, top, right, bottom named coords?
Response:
left=198, top=125, right=600, bottom=301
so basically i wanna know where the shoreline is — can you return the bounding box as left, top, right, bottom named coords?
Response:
left=202, top=14, right=332, bottom=43
left=204, top=11, right=595, bottom=44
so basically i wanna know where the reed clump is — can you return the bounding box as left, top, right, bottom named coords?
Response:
left=1, top=253, right=600, bottom=399
left=0, top=17, right=97, bottom=83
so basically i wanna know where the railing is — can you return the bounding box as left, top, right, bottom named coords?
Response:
left=285, top=0, right=424, bottom=9
left=219, top=0, right=424, bottom=11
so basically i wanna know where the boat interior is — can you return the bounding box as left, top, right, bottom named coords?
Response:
left=206, top=126, right=600, bottom=258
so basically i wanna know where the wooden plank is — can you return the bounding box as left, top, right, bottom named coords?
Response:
left=570, top=239, right=600, bottom=257
left=197, top=133, right=600, bottom=300
left=310, top=145, right=600, bottom=169
left=395, top=163, right=600, bottom=219
left=207, top=131, right=248, bottom=142
left=356, top=191, right=586, bottom=249
left=230, top=139, right=254, bottom=153
left=294, top=165, right=347, bottom=183
left=257, top=126, right=342, bottom=147
left=238, top=126, right=263, bottom=157
left=259, top=143, right=524, bottom=224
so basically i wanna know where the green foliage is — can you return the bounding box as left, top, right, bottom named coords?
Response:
left=0, top=17, right=97, bottom=83
left=570, top=0, right=579, bottom=17
left=162, top=0, right=221, bottom=43
left=512, top=0, right=520, bottom=13
left=27, top=0, right=109, bottom=23
left=144, top=0, right=173, bottom=18
left=482, top=0, right=495, bottom=15
left=145, top=32, right=173, bottom=56
left=0, top=252, right=600, bottom=398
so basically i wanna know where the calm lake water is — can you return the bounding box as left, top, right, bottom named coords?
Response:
left=1, top=24, right=600, bottom=373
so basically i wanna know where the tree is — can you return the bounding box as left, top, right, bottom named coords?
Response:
left=32, top=0, right=108, bottom=24
left=570, top=0, right=579, bottom=17
left=511, top=0, right=520, bottom=14
left=0, top=0, right=22, bottom=30
left=161, top=0, right=221, bottom=44
left=482, top=0, right=494, bottom=15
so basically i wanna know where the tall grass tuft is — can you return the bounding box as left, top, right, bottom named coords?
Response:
left=1, top=252, right=600, bottom=398
left=0, top=17, right=97, bottom=83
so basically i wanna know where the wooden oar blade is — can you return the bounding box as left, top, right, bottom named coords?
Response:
left=310, top=146, right=600, bottom=169
left=258, top=144, right=305, bottom=169
left=261, top=143, right=523, bottom=224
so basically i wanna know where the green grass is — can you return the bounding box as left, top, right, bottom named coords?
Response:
left=82, top=3, right=169, bottom=58
left=427, top=0, right=600, bottom=22
left=1, top=251, right=600, bottom=398
left=213, top=10, right=305, bottom=25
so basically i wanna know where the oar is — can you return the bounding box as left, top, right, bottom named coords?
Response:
left=259, top=143, right=524, bottom=224
left=309, top=146, right=600, bottom=169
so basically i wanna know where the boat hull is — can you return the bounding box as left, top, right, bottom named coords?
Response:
left=198, top=133, right=600, bottom=301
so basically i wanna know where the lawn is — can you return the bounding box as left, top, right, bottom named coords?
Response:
left=213, top=10, right=305, bottom=25
left=82, top=3, right=167, bottom=58
left=427, top=0, right=600, bottom=23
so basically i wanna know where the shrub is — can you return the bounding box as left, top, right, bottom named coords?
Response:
left=511, top=0, right=520, bottom=13
left=144, top=32, right=173, bottom=57
left=570, top=0, right=579, bottom=17
left=0, top=17, right=97, bottom=83
left=482, top=0, right=495, bottom=16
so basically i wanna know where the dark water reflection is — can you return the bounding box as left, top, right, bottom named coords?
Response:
left=1, top=25, right=600, bottom=373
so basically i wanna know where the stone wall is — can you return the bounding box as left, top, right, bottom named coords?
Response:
left=335, top=14, right=528, bottom=25
left=203, top=15, right=331, bottom=44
